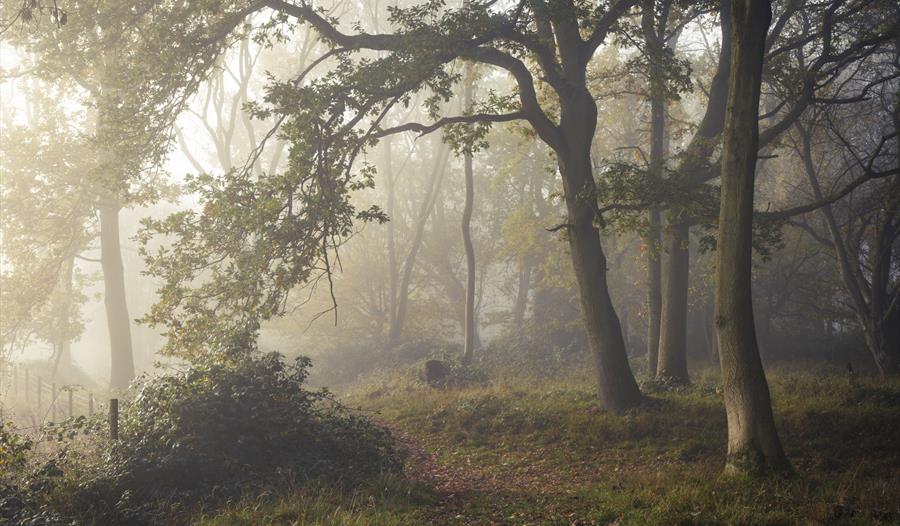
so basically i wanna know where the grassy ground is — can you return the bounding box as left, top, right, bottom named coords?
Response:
left=192, top=364, right=900, bottom=525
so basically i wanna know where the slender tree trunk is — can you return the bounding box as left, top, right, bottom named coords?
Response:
left=642, top=0, right=667, bottom=377
left=461, top=66, right=477, bottom=363
left=512, top=261, right=532, bottom=327
left=646, top=219, right=662, bottom=373
left=383, top=137, right=399, bottom=342
left=52, top=256, right=75, bottom=377
left=715, top=0, right=788, bottom=474
left=657, top=221, right=690, bottom=380
left=390, top=143, right=450, bottom=343
left=557, top=91, right=642, bottom=412
left=703, top=297, right=716, bottom=359
left=797, top=124, right=900, bottom=375
left=100, top=203, right=135, bottom=390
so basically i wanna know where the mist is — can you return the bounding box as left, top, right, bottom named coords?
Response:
left=1, top=0, right=898, bottom=524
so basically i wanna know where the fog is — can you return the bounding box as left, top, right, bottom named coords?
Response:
left=0, top=0, right=898, bottom=523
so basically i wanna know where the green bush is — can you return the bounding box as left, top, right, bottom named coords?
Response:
left=4, top=352, right=402, bottom=525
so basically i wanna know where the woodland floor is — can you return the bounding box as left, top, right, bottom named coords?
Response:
left=192, top=365, right=900, bottom=525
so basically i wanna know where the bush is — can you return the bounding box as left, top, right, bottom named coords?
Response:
left=122, top=353, right=398, bottom=484
left=5, top=352, right=402, bottom=525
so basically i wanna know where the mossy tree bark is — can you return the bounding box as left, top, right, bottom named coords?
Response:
left=715, top=0, right=789, bottom=474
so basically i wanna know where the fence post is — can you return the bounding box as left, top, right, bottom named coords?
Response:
left=68, top=388, right=74, bottom=418
left=109, top=399, right=119, bottom=440
left=89, top=393, right=94, bottom=416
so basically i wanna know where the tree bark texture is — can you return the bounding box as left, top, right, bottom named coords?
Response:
left=559, top=90, right=642, bottom=412
left=715, top=0, right=789, bottom=474
left=657, top=221, right=690, bottom=380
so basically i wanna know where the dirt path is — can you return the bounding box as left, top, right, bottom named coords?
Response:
left=381, top=421, right=624, bottom=525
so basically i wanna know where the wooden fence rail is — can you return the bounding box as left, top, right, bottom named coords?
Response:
left=0, top=363, right=105, bottom=429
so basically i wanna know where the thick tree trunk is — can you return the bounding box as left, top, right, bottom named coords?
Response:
left=557, top=91, right=642, bottom=412
left=561, top=157, right=642, bottom=411
left=715, top=0, right=788, bottom=474
left=646, top=209, right=662, bottom=375
left=100, top=204, right=135, bottom=390
left=656, top=0, right=732, bottom=380
left=657, top=221, right=690, bottom=381
left=461, top=149, right=477, bottom=361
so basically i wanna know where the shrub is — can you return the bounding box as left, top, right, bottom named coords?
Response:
left=6, top=352, right=402, bottom=525
left=109, top=352, right=400, bottom=491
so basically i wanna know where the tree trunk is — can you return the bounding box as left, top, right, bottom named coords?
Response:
left=656, top=0, right=732, bottom=379
left=557, top=91, right=642, bottom=412
left=657, top=221, right=690, bottom=381
left=646, top=218, right=662, bottom=375
left=461, top=65, right=477, bottom=363
left=715, top=0, right=788, bottom=474
left=52, top=256, right=75, bottom=377
left=641, top=0, right=668, bottom=378
left=389, top=142, right=450, bottom=344
left=512, top=260, right=532, bottom=327
left=383, top=137, right=399, bottom=343
left=100, top=204, right=135, bottom=390
left=797, top=124, right=900, bottom=375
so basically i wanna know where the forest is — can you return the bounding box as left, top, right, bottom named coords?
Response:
left=0, top=0, right=898, bottom=524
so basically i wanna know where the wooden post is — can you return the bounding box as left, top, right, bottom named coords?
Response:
left=51, top=383, right=57, bottom=422
left=109, top=398, right=119, bottom=440
left=89, top=393, right=94, bottom=416
left=68, top=388, right=74, bottom=418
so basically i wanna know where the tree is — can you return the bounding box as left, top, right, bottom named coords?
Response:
left=791, top=104, right=899, bottom=374
left=0, top=88, right=93, bottom=364
left=602, top=0, right=898, bottom=385
left=714, top=0, right=789, bottom=473
left=460, top=62, right=478, bottom=363
left=640, top=0, right=666, bottom=377
left=1, top=0, right=236, bottom=387
left=141, top=0, right=645, bottom=410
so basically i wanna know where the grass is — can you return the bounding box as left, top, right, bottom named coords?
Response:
left=190, top=475, right=434, bottom=526
left=201, top=363, right=898, bottom=525
left=22, top=360, right=898, bottom=525
left=343, top=364, right=897, bottom=525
